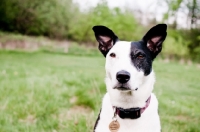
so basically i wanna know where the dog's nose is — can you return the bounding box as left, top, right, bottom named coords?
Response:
left=116, top=70, right=130, bottom=83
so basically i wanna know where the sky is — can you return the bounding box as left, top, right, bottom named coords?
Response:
left=73, top=0, right=187, bottom=28
left=73, top=0, right=160, bottom=11
left=73, top=0, right=167, bottom=20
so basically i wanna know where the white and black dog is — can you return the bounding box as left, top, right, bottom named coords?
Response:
left=92, top=24, right=167, bottom=132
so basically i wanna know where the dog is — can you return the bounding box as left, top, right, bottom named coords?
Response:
left=92, top=24, right=167, bottom=132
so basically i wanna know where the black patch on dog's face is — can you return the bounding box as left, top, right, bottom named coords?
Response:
left=130, top=41, right=153, bottom=76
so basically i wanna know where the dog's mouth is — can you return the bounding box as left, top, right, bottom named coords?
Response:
left=114, top=84, right=131, bottom=91
left=114, top=84, right=138, bottom=91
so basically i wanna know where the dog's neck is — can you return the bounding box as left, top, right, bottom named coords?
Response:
left=108, top=91, right=152, bottom=108
left=113, top=96, right=151, bottom=119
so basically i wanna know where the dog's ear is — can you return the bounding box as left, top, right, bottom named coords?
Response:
left=92, top=25, right=118, bottom=57
left=142, top=24, right=167, bottom=59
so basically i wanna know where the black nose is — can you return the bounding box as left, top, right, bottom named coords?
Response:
left=116, top=70, right=130, bottom=83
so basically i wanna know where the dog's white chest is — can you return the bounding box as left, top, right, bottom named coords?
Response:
left=94, top=93, right=161, bottom=132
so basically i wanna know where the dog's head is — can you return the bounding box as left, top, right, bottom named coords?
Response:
left=92, top=24, right=167, bottom=104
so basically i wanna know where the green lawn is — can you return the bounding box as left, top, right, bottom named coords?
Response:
left=0, top=51, right=200, bottom=132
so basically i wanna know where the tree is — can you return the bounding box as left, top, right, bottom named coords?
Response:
left=187, top=0, right=200, bottom=28
left=160, top=0, right=200, bottom=29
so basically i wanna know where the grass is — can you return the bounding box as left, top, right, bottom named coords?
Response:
left=0, top=51, right=200, bottom=132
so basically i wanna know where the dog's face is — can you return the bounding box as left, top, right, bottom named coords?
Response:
left=93, top=24, right=167, bottom=93
left=104, top=41, right=153, bottom=92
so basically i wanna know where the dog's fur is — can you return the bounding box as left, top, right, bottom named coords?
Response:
left=92, top=24, right=167, bottom=132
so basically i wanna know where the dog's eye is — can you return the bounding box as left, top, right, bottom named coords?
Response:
left=110, top=53, right=116, bottom=58
left=137, top=54, right=144, bottom=59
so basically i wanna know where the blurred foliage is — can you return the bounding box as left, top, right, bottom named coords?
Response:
left=162, top=29, right=189, bottom=59
left=186, top=29, right=200, bottom=61
left=0, top=0, right=75, bottom=39
left=68, top=1, right=141, bottom=42
left=0, top=0, right=200, bottom=62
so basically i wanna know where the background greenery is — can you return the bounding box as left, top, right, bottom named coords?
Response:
left=0, top=0, right=200, bottom=61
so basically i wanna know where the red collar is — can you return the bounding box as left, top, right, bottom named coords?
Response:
left=113, top=96, right=151, bottom=119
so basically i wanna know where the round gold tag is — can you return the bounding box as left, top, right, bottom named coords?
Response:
left=109, top=120, right=120, bottom=132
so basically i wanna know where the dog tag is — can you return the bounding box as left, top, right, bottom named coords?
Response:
left=109, top=120, right=120, bottom=132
